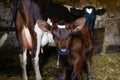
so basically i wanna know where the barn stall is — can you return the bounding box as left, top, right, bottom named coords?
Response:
left=0, top=0, right=120, bottom=80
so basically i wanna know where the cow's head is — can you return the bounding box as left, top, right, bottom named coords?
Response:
left=50, top=18, right=86, bottom=55
left=70, top=6, right=106, bottom=35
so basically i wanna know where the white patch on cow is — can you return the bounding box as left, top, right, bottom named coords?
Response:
left=19, top=48, right=28, bottom=80
left=34, top=23, right=43, bottom=36
left=57, top=25, right=65, bottom=29
left=41, top=32, right=49, bottom=46
left=23, top=48, right=27, bottom=64
left=24, top=25, right=32, bottom=46
left=34, top=23, right=43, bottom=54
left=86, top=8, right=93, bottom=14
left=32, top=54, right=42, bottom=80
left=47, top=33, right=54, bottom=44
left=34, top=22, right=54, bottom=47
left=41, top=32, right=54, bottom=46
left=34, top=22, right=43, bottom=62
left=47, top=18, right=53, bottom=26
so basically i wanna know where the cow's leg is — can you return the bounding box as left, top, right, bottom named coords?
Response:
left=86, top=56, right=92, bottom=80
left=32, top=45, right=42, bottom=80
left=32, top=54, right=42, bottom=80
left=57, top=55, right=59, bottom=68
left=72, top=58, right=83, bottom=80
left=19, top=48, right=28, bottom=80
left=32, top=41, right=42, bottom=80
left=33, top=24, right=42, bottom=80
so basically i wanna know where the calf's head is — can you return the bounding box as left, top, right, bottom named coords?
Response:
left=50, top=18, right=86, bottom=55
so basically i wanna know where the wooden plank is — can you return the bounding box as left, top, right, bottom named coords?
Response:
left=0, top=27, right=16, bottom=32
left=106, top=45, right=120, bottom=53
left=93, top=28, right=105, bottom=53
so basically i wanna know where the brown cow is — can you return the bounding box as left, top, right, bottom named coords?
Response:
left=10, top=0, right=53, bottom=80
left=50, top=18, right=93, bottom=80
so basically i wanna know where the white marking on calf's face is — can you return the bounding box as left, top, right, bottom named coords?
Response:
left=57, top=25, right=66, bottom=29
left=86, top=8, right=93, bottom=14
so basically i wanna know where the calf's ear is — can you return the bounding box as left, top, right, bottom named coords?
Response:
left=73, top=17, right=86, bottom=32
left=96, top=8, right=106, bottom=15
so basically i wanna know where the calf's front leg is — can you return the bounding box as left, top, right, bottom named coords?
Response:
left=72, top=58, right=83, bottom=80
left=58, top=62, right=66, bottom=80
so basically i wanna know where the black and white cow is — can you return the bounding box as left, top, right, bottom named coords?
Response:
left=70, top=6, right=106, bottom=36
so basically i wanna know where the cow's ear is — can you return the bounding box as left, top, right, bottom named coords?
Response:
left=36, top=19, right=49, bottom=32
left=73, top=17, right=86, bottom=32
left=96, top=8, right=106, bottom=15
left=46, top=18, right=56, bottom=32
left=47, top=18, right=53, bottom=26
left=70, top=8, right=84, bottom=18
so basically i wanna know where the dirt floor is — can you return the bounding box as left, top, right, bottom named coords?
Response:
left=0, top=43, right=120, bottom=80
left=0, top=46, right=57, bottom=80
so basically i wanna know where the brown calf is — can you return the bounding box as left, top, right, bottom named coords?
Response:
left=50, top=18, right=93, bottom=80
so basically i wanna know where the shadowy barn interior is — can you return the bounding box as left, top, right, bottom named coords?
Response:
left=0, top=0, right=120, bottom=80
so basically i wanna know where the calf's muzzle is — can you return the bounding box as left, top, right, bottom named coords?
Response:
left=58, top=47, right=69, bottom=55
